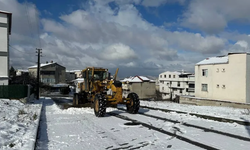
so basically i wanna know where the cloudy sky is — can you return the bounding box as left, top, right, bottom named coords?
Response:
left=1, top=0, right=250, bottom=77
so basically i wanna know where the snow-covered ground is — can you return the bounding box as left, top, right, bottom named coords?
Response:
left=0, top=99, right=42, bottom=150
left=141, top=101, right=250, bottom=122
left=1, top=98, right=250, bottom=150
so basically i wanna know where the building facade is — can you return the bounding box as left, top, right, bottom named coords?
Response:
left=0, top=11, right=12, bottom=85
left=121, top=76, right=156, bottom=99
left=66, top=71, right=76, bottom=83
left=159, top=71, right=195, bottom=100
left=28, top=62, right=66, bottom=85
left=195, top=53, right=250, bottom=103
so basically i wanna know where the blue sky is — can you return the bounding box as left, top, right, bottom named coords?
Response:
left=2, top=0, right=250, bottom=77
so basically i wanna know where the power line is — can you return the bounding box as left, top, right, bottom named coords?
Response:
left=9, top=45, right=34, bottom=54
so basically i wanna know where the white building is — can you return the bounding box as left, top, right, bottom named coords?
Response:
left=195, top=52, right=250, bottom=103
left=159, top=71, right=195, bottom=100
left=0, top=10, right=12, bottom=85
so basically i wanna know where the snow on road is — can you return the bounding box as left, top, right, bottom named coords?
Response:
left=1, top=97, right=250, bottom=150
left=0, top=99, right=42, bottom=150
left=35, top=98, right=200, bottom=150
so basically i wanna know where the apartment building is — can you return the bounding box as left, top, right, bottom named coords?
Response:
left=195, top=52, right=250, bottom=103
left=28, top=62, right=66, bottom=85
left=0, top=10, right=12, bottom=85
left=159, top=71, right=195, bottom=100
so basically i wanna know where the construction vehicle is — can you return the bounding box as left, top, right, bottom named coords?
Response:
left=73, top=67, right=140, bottom=117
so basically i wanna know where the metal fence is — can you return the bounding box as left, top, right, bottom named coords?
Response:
left=0, top=85, right=29, bottom=99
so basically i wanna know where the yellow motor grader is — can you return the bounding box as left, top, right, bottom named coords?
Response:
left=73, top=67, right=140, bottom=117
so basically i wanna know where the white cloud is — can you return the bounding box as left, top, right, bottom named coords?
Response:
left=1, top=0, right=230, bottom=77
left=181, top=0, right=250, bottom=34
left=102, top=43, right=137, bottom=60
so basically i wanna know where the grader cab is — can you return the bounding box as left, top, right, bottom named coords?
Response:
left=73, top=67, right=140, bottom=117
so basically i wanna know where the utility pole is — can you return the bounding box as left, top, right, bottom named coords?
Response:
left=36, top=48, right=42, bottom=99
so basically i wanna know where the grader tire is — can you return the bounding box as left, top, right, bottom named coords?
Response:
left=126, top=93, right=140, bottom=114
left=94, top=94, right=106, bottom=117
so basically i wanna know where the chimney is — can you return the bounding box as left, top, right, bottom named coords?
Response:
left=46, top=61, right=48, bottom=64
left=51, top=60, right=53, bottom=63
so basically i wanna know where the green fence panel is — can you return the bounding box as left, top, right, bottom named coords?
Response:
left=0, top=85, right=28, bottom=99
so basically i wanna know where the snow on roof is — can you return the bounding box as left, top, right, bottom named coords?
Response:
left=17, top=69, right=28, bottom=72
left=196, top=56, right=228, bottom=65
left=121, top=76, right=155, bottom=83
left=28, top=62, right=57, bottom=69
left=160, top=71, right=181, bottom=75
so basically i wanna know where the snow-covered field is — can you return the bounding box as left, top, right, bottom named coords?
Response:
left=1, top=98, right=250, bottom=150
left=0, top=99, right=42, bottom=150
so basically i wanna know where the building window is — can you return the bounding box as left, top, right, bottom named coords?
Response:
left=201, top=84, right=208, bottom=91
left=186, top=88, right=188, bottom=92
left=202, top=69, right=208, bottom=77
left=222, top=85, right=226, bottom=89
left=169, top=75, right=171, bottom=78
left=180, top=89, right=182, bottom=94
left=162, top=87, right=164, bottom=90
left=160, top=75, right=162, bottom=78
left=217, top=84, right=219, bottom=88
left=222, top=68, right=225, bottom=72
left=173, top=75, right=175, bottom=78
left=170, top=81, right=172, bottom=85
left=177, top=81, right=180, bottom=87
left=216, top=68, right=219, bottom=72
left=164, top=75, right=166, bottom=78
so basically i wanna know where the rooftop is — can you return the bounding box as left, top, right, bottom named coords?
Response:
left=196, top=56, right=228, bottom=65
left=28, top=62, right=56, bottom=69
left=121, top=76, right=155, bottom=83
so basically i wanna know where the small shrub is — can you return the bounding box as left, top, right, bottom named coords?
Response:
left=32, top=113, right=37, bottom=120
left=242, top=109, right=250, bottom=115
left=9, top=143, right=15, bottom=148
left=18, top=109, right=26, bottom=115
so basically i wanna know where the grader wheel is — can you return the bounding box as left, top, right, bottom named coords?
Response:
left=126, top=93, right=140, bottom=114
left=94, top=94, right=106, bottom=117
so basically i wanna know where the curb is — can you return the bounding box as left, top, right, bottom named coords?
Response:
left=30, top=101, right=43, bottom=150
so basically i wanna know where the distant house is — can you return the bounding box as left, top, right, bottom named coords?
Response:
left=121, top=76, right=156, bottom=99
left=0, top=10, right=12, bottom=85
left=74, top=70, right=82, bottom=78
left=66, top=70, right=76, bottom=83
left=195, top=52, right=250, bottom=103
left=28, top=62, right=66, bottom=85
left=159, top=71, right=195, bottom=100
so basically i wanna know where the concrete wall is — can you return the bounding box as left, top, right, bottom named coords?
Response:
left=195, top=54, right=247, bottom=103
left=246, top=55, right=250, bottom=103
left=0, top=13, right=9, bottom=85
left=123, top=82, right=156, bottom=99
left=180, top=96, right=250, bottom=109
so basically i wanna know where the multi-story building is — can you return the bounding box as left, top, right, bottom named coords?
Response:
left=0, top=10, right=12, bottom=85
left=28, top=62, right=66, bottom=85
left=159, top=71, right=195, bottom=100
left=195, top=52, right=250, bottom=103
left=66, top=70, right=76, bottom=83
left=121, top=76, right=156, bottom=99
